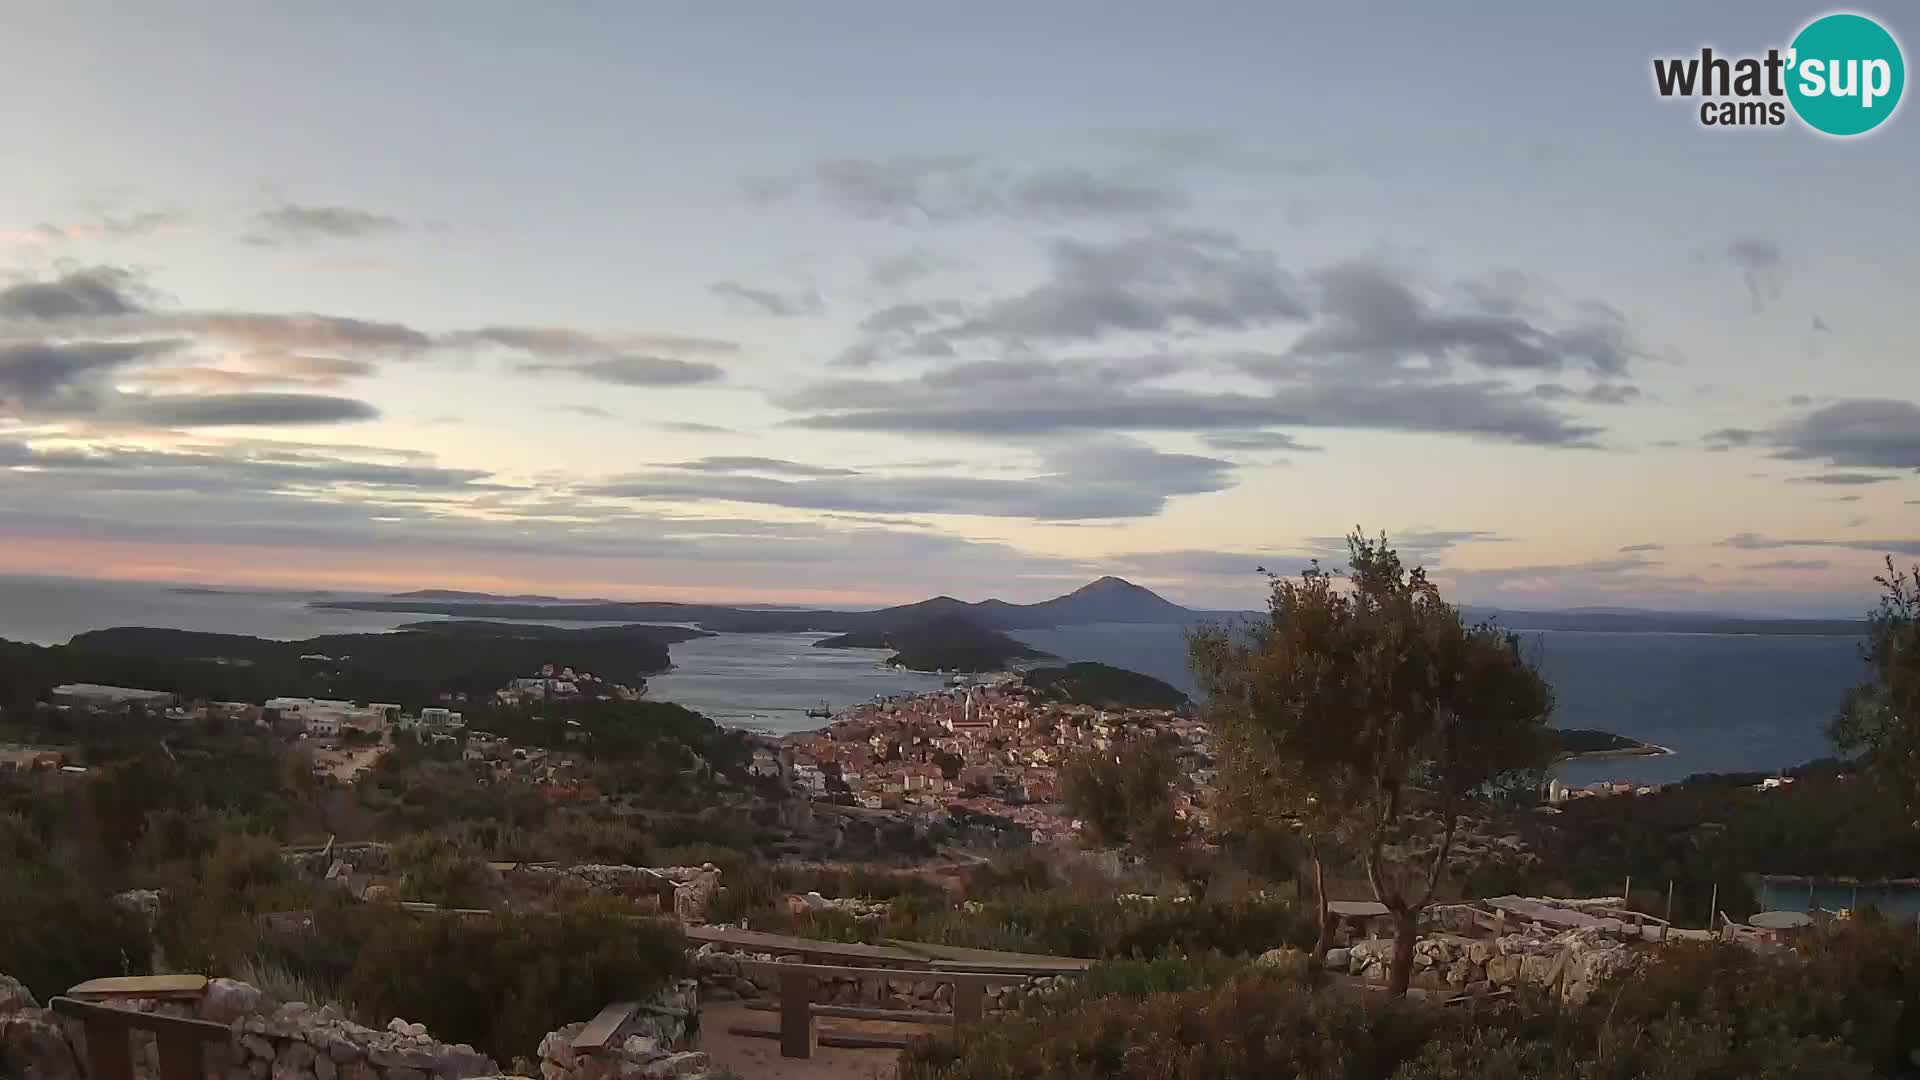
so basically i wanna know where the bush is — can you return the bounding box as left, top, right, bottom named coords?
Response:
left=901, top=967, right=1440, bottom=1080
left=0, top=863, right=152, bottom=1000
left=900, top=888, right=1313, bottom=960
left=905, top=923, right=1920, bottom=1080
left=334, top=900, right=686, bottom=1062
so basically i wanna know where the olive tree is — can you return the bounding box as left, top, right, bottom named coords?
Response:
left=1191, top=531, right=1554, bottom=995
left=1831, top=558, right=1920, bottom=823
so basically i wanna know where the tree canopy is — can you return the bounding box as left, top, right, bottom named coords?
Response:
left=1190, top=530, right=1554, bottom=994
left=1830, top=558, right=1920, bottom=824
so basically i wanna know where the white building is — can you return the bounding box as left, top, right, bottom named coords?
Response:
left=418, top=706, right=465, bottom=730
left=51, top=684, right=175, bottom=709
left=266, top=697, right=396, bottom=736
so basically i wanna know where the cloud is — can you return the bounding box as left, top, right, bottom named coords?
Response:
left=588, top=440, right=1233, bottom=520
left=0, top=339, right=183, bottom=413
left=933, top=228, right=1308, bottom=350
left=1200, top=431, right=1319, bottom=453
left=658, top=420, right=735, bottom=434
left=1768, top=399, right=1920, bottom=469
left=1812, top=314, right=1832, bottom=333
left=1789, top=472, right=1897, bottom=486
left=710, top=280, right=824, bottom=317
left=0, top=266, right=148, bottom=320
left=1721, top=532, right=1920, bottom=556
left=247, top=203, right=405, bottom=245
left=1725, top=235, right=1783, bottom=310
left=4, top=440, right=491, bottom=494
left=517, top=355, right=723, bottom=387
left=1709, top=399, right=1920, bottom=474
left=1748, top=559, right=1831, bottom=571
left=449, top=326, right=737, bottom=357
left=1533, top=382, right=1642, bottom=405
left=561, top=404, right=614, bottom=419
left=111, top=393, right=378, bottom=427
left=446, top=324, right=730, bottom=386
left=125, top=354, right=377, bottom=392
left=177, top=313, right=432, bottom=353
left=1285, top=260, right=1640, bottom=377
left=760, top=155, right=1183, bottom=224
left=1617, top=543, right=1664, bottom=553
left=659, top=456, right=859, bottom=478
left=782, top=359, right=1602, bottom=447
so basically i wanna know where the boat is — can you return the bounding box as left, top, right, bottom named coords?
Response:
left=804, top=700, right=832, bottom=719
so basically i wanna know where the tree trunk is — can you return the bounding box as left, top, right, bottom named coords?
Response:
left=1309, top=854, right=1332, bottom=965
left=1386, top=909, right=1418, bottom=997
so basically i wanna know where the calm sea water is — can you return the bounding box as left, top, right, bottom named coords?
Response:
left=1013, top=623, right=1868, bottom=786
left=0, top=577, right=1869, bottom=780
left=645, top=632, right=948, bottom=732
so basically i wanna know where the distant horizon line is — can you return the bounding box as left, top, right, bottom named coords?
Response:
left=0, top=568, right=1876, bottom=625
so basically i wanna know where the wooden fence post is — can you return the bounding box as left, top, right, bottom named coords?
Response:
left=779, top=969, right=815, bottom=1060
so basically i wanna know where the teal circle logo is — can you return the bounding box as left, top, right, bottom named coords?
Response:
left=1787, top=13, right=1905, bottom=136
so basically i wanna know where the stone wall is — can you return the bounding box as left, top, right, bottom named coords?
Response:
left=510, top=865, right=722, bottom=923
left=692, top=943, right=1073, bottom=1015
left=0, top=973, right=718, bottom=1080
left=1340, top=927, right=1634, bottom=1004
left=533, top=983, right=707, bottom=1080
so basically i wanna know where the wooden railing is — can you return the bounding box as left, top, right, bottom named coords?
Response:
left=50, top=996, right=231, bottom=1080
left=732, top=960, right=1031, bottom=1059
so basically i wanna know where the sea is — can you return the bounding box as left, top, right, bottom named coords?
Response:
left=0, top=575, right=1870, bottom=785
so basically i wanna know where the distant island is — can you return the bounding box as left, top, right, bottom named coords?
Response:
left=1550, top=727, right=1670, bottom=761
left=314, top=576, right=1230, bottom=633
left=0, top=622, right=706, bottom=710
left=1023, top=661, right=1190, bottom=710
left=814, top=615, right=1049, bottom=673
left=316, top=576, right=1869, bottom=639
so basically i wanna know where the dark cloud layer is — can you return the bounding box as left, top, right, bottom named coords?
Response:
left=517, top=355, right=723, bottom=387
left=1722, top=532, right=1920, bottom=557
left=1287, top=260, right=1639, bottom=377
left=248, top=203, right=405, bottom=245
left=1708, top=399, right=1920, bottom=472
left=589, top=442, right=1232, bottom=520
left=783, top=362, right=1600, bottom=447
left=113, top=393, right=379, bottom=427
left=660, top=456, right=858, bottom=478
left=0, top=267, right=148, bottom=320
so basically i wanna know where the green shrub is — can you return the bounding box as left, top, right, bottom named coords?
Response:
left=335, top=900, right=686, bottom=1062
left=0, top=863, right=152, bottom=1000
left=901, top=968, right=1440, bottom=1080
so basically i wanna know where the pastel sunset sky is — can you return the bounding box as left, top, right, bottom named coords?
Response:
left=2, top=3, right=1915, bottom=614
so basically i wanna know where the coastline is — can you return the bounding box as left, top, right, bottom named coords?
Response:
left=1555, top=741, right=1675, bottom=763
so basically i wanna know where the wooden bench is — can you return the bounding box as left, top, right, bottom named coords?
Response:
left=51, top=996, right=232, bottom=1080
left=570, top=1001, right=640, bottom=1052
left=730, top=960, right=1031, bottom=1059
left=66, top=975, right=210, bottom=1001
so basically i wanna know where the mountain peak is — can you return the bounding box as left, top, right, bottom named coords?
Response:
left=1074, top=575, right=1149, bottom=594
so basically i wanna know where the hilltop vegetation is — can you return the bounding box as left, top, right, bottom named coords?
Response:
left=318, top=574, right=1218, bottom=630
left=815, top=614, right=1050, bottom=672
left=0, top=622, right=704, bottom=711
left=1024, top=662, right=1190, bottom=710
left=901, top=920, right=1920, bottom=1080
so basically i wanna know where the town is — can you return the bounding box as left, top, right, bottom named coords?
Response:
left=774, top=676, right=1213, bottom=845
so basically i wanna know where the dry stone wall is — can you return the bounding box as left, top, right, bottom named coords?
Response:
left=0, top=974, right=718, bottom=1080
left=692, top=943, right=1073, bottom=1015
left=1339, top=928, right=1634, bottom=1003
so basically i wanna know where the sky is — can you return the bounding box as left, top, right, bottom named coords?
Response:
left=1, top=2, right=1916, bottom=616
